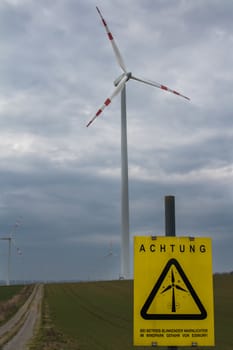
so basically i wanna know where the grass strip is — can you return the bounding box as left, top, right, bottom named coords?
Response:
left=29, top=291, right=79, bottom=350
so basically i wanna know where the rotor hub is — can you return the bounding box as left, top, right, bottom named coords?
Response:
left=114, top=72, right=132, bottom=86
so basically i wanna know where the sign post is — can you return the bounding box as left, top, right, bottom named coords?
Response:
left=133, top=197, right=215, bottom=347
left=165, top=196, right=177, bottom=350
left=165, top=195, right=176, bottom=237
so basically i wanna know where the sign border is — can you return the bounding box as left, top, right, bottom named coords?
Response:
left=140, top=258, right=207, bottom=320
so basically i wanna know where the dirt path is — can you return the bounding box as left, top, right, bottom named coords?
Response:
left=1, top=284, right=44, bottom=350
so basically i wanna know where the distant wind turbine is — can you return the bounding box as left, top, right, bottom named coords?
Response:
left=104, top=240, right=118, bottom=258
left=0, top=219, right=22, bottom=285
left=86, top=7, right=190, bottom=279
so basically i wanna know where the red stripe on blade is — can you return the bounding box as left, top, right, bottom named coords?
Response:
left=96, top=109, right=102, bottom=116
left=161, top=85, right=168, bottom=91
left=105, top=98, right=111, bottom=106
left=108, top=32, right=113, bottom=40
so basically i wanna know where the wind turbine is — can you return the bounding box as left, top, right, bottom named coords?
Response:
left=86, top=7, right=190, bottom=279
left=0, top=219, right=22, bottom=285
left=161, top=269, right=187, bottom=312
left=104, top=240, right=118, bottom=258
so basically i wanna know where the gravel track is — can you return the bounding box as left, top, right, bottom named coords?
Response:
left=0, top=284, right=43, bottom=350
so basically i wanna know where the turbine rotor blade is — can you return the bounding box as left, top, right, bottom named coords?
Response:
left=11, top=238, right=22, bottom=255
left=9, top=218, right=22, bottom=237
left=175, top=284, right=187, bottom=292
left=131, top=75, right=190, bottom=101
left=17, top=247, right=22, bottom=255
left=161, top=285, right=172, bottom=293
left=86, top=75, right=128, bottom=127
left=171, top=269, right=175, bottom=283
left=96, top=6, right=127, bottom=73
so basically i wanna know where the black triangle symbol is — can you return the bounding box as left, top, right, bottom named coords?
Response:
left=141, top=258, right=207, bottom=320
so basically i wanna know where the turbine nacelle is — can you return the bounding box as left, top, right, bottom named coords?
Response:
left=114, top=72, right=132, bottom=87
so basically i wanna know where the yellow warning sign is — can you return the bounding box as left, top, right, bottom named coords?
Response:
left=134, top=236, right=215, bottom=347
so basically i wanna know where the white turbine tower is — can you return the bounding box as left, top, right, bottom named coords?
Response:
left=86, top=7, right=190, bottom=279
left=0, top=219, right=22, bottom=285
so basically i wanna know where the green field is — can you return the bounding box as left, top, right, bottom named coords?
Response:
left=213, top=274, right=233, bottom=350
left=0, top=285, right=25, bottom=302
left=34, top=274, right=232, bottom=350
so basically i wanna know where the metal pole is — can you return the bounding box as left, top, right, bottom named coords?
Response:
left=165, top=195, right=177, bottom=350
left=165, top=195, right=176, bottom=237
left=120, top=85, right=130, bottom=279
left=7, top=239, right=11, bottom=286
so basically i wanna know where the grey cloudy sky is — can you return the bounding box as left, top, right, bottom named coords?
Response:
left=0, top=0, right=232, bottom=282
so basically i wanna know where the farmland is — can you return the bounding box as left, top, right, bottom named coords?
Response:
left=0, top=285, right=25, bottom=303
left=0, top=284, right=34, bottom=326
left=31, top=273, right=233, bottom=350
